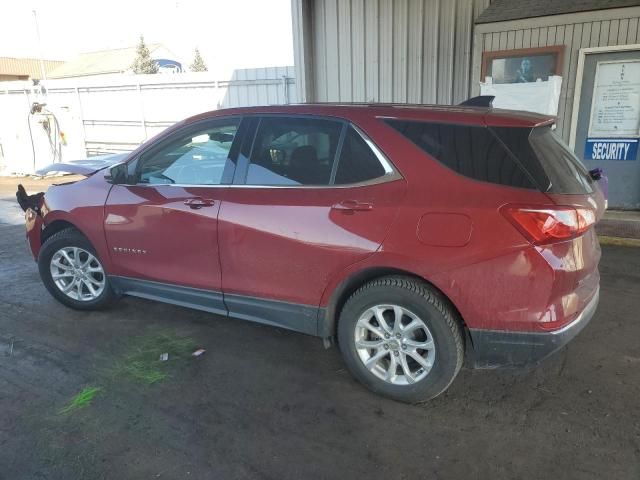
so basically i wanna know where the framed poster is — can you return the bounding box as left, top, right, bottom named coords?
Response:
left=587, top=59, right=640, bottom=137
left=481, top=45, right=564, bottom=84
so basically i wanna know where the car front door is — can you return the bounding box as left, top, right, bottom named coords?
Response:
left=103, top=117, right=243, bottom=312
left=217, top=115, right=407, bottom=334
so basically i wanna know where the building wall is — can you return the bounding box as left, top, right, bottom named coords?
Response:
left=472, top=6, right=640, bottom=142
left=293, top=0, right=490, bottom=104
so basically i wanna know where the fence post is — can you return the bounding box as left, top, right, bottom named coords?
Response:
left=75, top=87, right=88, bottom=156
left=282, top=75, right=290, bottom=104
left=136, top=80, right=147, bottom=141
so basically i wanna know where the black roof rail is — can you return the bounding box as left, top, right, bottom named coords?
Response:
left=458, top=95, right=495, bottom=108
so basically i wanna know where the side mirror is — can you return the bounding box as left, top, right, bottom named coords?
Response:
left=105, top=163, right=129, bottom=184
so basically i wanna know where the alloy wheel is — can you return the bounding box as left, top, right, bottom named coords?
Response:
left=49, top=247, right=106, bottom=302
left=354, top=304, right=436, bottom=385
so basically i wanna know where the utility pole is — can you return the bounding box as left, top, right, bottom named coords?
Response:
left=32, top=10, right=47, bottom=82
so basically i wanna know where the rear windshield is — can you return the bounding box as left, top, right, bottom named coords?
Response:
left=493, top=126, right=593, bottom=194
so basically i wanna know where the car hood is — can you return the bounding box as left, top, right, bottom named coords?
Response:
left=35, top=152, right=129, bottom=176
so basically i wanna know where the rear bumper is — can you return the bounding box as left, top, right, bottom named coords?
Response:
left=468, top=287, right=599, bottom=368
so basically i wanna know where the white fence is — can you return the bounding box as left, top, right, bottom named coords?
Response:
left=0, top=66, right=296, bottom=175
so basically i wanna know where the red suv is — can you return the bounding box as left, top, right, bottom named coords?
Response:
left=18, top=101, right=605, bottom=402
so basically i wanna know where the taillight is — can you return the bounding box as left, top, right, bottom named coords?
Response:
left=501, top=205, right=595, bottom=245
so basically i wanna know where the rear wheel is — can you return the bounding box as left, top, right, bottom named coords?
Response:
left=38, top=228, right=115, bottom=310
left=337, top=276, right=464, bottom=403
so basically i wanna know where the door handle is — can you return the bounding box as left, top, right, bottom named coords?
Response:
left=184, top=197, right=215, bottom=209
left=331, top=200, right=374, bottom=212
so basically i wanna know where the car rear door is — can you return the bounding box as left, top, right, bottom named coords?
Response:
left=217, top=115, right=407, bottom=334
left=103, top=116, right=244, bottom=312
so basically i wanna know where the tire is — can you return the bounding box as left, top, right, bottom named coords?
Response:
left=38, top=227, right=115, bottom=310
left=337, top=276, right=464, bottom=403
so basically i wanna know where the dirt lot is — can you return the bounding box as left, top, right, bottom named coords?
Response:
left=0, top=181, right=639, bottom=480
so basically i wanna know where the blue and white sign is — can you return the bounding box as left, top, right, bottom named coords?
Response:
left=585, top=138, right=638, bottom=161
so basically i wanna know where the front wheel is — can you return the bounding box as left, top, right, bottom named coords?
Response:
left=337, top=276, right=464, bottom=403
left=38, top=228, right=115, bottom=310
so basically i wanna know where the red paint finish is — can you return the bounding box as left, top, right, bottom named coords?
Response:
left=417, top=213, right=472, bottom=247
left=104, top=184, right=222, bottom=290
left=217, top=179, right=406, bottom=305
left=26, top=103, right=604, bottom=338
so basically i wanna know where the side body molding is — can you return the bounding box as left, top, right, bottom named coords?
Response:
left=109, top=276, right=322, bottom=336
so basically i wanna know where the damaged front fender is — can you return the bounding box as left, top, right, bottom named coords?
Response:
left=25, top=207, right=43, bottom=259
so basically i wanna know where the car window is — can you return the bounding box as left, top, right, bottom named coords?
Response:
left=385, top=120, right=536, bottom=189
left=335, top=127, right=387, bottom=184
left=137, top=119, right=240, bottom=185
left=492, top=126, right=593, bottom=194
left=246, top=116, right=343, bottom=186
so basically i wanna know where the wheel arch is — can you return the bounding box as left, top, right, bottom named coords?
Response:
left=320, top=266, right=468, bottom=341
left=41, top=219, right=86, bottom=245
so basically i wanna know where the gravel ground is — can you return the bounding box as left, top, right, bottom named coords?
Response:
left=0, top=182, right=639, bottom=480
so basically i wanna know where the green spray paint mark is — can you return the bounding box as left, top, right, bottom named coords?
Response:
left=115, top=331, right=196, bottom=385
left=59, top=386, right=102, bottom=415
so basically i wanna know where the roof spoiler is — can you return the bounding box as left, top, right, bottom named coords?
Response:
left=459, top=95, right=494, bottom=108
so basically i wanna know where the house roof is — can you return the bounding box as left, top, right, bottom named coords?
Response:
left=0, top=57, right=64, bottom=79
left=476, top=0, right=640, bottom=24
left=48, top=44, right=174, bottom=78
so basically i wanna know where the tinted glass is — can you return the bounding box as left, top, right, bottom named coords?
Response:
left=528, top=127, right=593, bottom=194
left=335, top=127, right=387, bottom=184
left=138, top=119, right=239, bottom=185
left=386, top=120, right=535, bottom=189
left=492, top=126, right=593, bottom=194
left=246, top=117, right=342, bottom=185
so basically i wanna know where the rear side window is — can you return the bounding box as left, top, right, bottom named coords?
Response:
left=493, top=126, right=593, bottom=194
left=335, top=127, right=387, bottom=184
left=246, top=117, right=342, bottom=186
left=385, top=120, right=535, bottom=189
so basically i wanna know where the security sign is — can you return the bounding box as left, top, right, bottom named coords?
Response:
left=585, top=138, right=638, bottom=161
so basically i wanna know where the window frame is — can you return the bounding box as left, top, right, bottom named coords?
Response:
left=125, top=116, right=245, bottom=188
left=233, top=114, right=402, bottom=189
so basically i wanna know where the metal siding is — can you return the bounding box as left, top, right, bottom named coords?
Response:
left=522, top=29, right=532, bottom=48
left=379, top=0, right=394, bottom=102
left=618, top=18, right=629, bottom=44
left=338, top=0, right=352, bottom=101
left=407, top=0, right=424, bottom=104
left=515, top=29, right=523, bottom=48
left=437, top=0, right=456, bottom=104
left=307, top=0, right=484, bottom=105
left=531, top=28, right=540, bottom=47
left=351, top=0, right=366, bottom=101
left=324, top=0, right=340, bottom=101
left=454, top=0, right=474, bottom=103
left=313, top=0, right=328, bottom=101
left=364, top=0, right=379, bottom=102
left=423, top=0, right=441, bottom=103
left=628, top=17, right=639, bottom=43
left=392, top=0, right=409, bottom=103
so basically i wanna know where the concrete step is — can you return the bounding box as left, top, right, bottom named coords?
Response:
left=597, top=210, right=640, bottom=240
